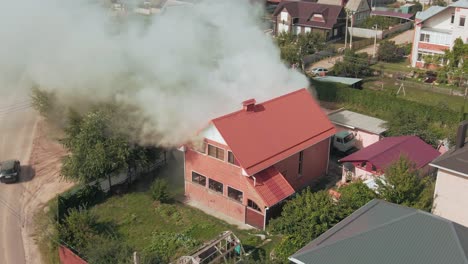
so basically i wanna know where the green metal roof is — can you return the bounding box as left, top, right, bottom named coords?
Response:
left=290, top=199, right=468, bottom=264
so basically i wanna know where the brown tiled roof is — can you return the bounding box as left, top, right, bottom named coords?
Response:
left=273, top=1, right=344, bottom=29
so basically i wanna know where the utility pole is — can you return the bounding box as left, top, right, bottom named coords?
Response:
left=350, top=11, right=355, bottom=49
left=373, top=24, right=378, bottom=58
left=345, top=9, right=349, bottom=50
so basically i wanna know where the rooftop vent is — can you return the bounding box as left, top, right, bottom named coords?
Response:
left=455, top=120, right=468, bottom=149
left=242, top=99, right=256, bottom=112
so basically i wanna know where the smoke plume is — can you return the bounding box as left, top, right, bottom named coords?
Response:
left=0, top=0, right=308, bottom=146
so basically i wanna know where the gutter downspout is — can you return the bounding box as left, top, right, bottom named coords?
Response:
left=263, top=207, right=269, bottom=231
left=252, top=176, right=257, bottom=187
left=326, top=137, right=331, bottom=175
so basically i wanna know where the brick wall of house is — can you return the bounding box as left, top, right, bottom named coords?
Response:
left=184, top=139, right=266, bottom=224
left=274, top=138, right=330, bottom=190
left=418, top=42, right=450, bottom=52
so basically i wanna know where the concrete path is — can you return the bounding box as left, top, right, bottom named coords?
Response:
left=308, top=29, right=414, bottom=71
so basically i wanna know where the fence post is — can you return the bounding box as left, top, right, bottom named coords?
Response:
left=133, top=252, right=140, bottom=264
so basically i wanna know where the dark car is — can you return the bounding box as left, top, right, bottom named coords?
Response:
left=0, top=160, right=21, bottom=183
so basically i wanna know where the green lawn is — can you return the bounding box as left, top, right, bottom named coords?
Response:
left=362, top=77, right=466, bottom=112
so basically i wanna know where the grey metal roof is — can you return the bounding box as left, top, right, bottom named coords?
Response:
left=315, top=76, right=362, bottom=86
left=415, top=6, right=445, bottom=21
left=327, top=109, right=387, bottom=134
left=430, top=146, right=468, bottom=177
left=290, top=199, right=468, bottom=264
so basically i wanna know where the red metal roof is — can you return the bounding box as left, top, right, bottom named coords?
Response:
left=340, top=136, right=440, bottom=170
left=248, top=166, right=295, bottom=207
left=212, top=88, right=336, bottom=176
left=59, top=246, right=88, bottom=264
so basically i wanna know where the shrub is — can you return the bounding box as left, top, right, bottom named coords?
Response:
left=144, top=231, right=199, bottom=263
left=377, top=41, right=404, bottom=62
left=85, top=236, right=133, bottom=264
left=58, top=208, right=101, bottom=253
left=58, top=184, right=106, bottom=222
left=150, top=178, right=171, bottom=203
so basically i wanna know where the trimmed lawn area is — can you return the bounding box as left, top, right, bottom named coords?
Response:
left=90, top=192, right=251, bottom=253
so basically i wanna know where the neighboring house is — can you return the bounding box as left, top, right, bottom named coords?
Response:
left=317, top=0, right=371, bottom=26
left=181, top=89, right=336, bottom=229
left=327, top=109, right=387, bottom=149
left=410, top=0, right=468, bottom=68
left=273, top=1, right=346, bottom=40
left=431, top=120, right=468, bottom=227
left=289, top=199, right=468, bottom=264
left=339, top=136, right=440, bottom=183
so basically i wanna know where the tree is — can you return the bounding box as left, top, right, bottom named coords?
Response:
left=276, top=31, right=326, bottom=69
left=333, top=49, right=372, bottom=77
left=269, top=189, right=339, bottom=260
left=432, top=0, right=447, bottom=7
left=376, top=156, right=424, bottom=207
left=338, top=181, right=377, bottom=217
left=61, top=107, right=130, bottom=183
left=377, top=41, right=404, bottom=62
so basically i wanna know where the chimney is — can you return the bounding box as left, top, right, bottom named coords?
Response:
left=455, top=120, right=468, bottom=149
left=242, top=98, right=256, bottom=112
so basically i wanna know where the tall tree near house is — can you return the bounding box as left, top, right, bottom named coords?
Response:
left=376, top=156, right=424, bottom=207
left=61, top=107, right=130, bottom=184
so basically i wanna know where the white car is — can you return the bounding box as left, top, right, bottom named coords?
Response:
left=311, top=67, right=328, bottom=76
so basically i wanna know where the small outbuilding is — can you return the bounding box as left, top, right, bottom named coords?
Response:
left=314, top=76, right=363, bottom=89
left=327, top=109, right=387, bottom=149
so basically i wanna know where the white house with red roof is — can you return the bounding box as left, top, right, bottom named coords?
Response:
left=181, top=88, right=336, bottom=229
left=339, top=136, right=440, bottom=184
left=410, top=0, right=468, bottom=68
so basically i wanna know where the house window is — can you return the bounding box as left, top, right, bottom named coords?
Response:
left=228, top=151, right=240, bottom=166
left=280, top=11, right=288, bottom=22
left=209, top=179, right=223, bottom=194
left=460, top=16, right=466, bottom=27
left=371, top=165, right=377, bottom=172
left=194, top=141, right=206, bottom=154
left=298, top=151, right=304, bottom=176
left=247, top=199, right=261, bottom=212
left=208, top=144, right=224, bottom=161
left=305, top=27, right=311, bottom=33
left=420, top=33, right=430, bottom=43
left=228, top=187, right=243, bottom=203
left=192, top=171, right=206, bottom=186
left=417, top=52, right=423, bottom=62
left=451, top=14, right=455, bottom=24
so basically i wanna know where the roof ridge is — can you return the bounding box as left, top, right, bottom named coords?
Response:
left=211, top=88, right=307, bottom=123
left=448, top=221, right=468, bottom=263
left=292, top=210, right=419, bottom=259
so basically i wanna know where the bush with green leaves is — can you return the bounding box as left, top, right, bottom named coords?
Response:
left=150, top=178, right=171, bottom=203
left=377, top=41, right=405, bottom=62
left=376, top=156, right=435, bottom=211
left=144, top=231, right=199, bottom=263
left=337, top=181, right=376, bottom=217
left=269, top=189, right=339, bottom=260
left=85, top=236, right=133, bottom=264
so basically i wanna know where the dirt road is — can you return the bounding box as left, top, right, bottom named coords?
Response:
left=308, top=29, right=414, bottom=71
left=0, top=89, right=37, bottom=264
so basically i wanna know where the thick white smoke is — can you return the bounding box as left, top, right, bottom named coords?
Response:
left=0, top=0, right=308, bottom=146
